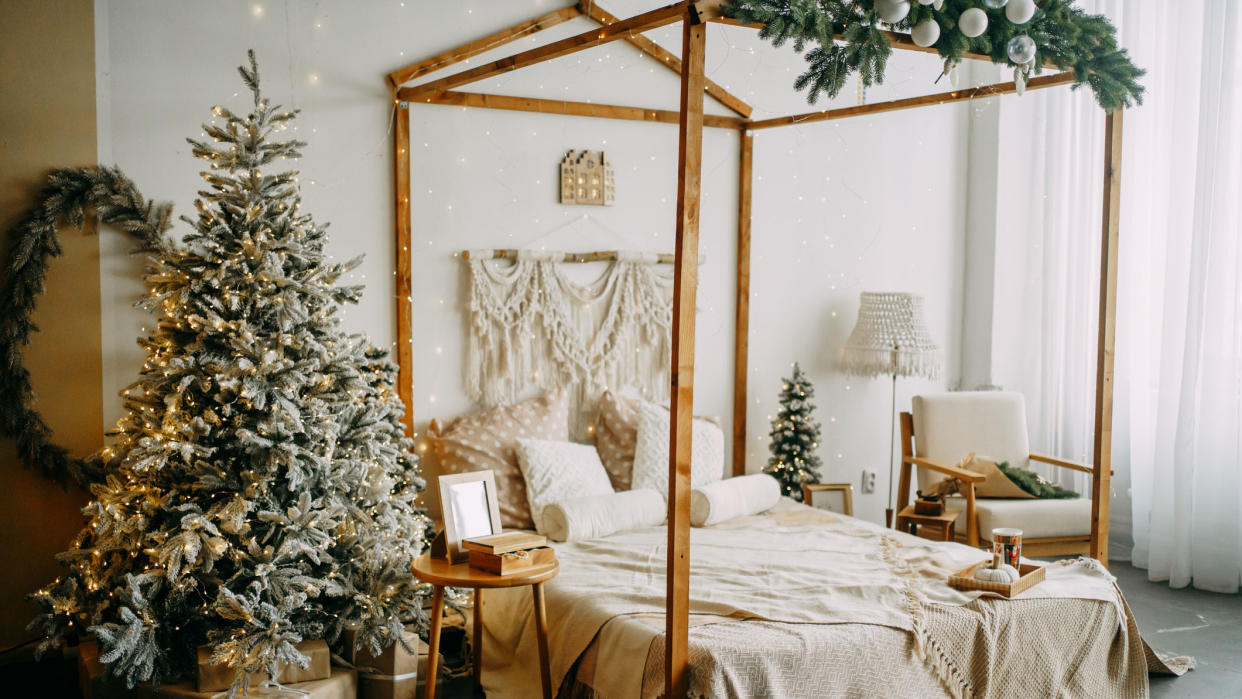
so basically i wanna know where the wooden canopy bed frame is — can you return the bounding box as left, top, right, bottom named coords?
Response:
left=384, top=2, right=1123, bottom=695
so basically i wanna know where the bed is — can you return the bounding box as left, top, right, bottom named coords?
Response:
left=478, top=499, right=1182, bottom=699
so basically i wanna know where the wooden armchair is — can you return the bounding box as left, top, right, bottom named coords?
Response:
left=894, top=392, right=1098, bottom=557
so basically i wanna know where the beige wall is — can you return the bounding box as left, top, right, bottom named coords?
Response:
left=0, top=0, right=100, bottom=649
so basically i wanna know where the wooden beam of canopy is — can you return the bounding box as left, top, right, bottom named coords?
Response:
left=747, top=71, right=1076, bottom=130
left=709, top=15, right=1059, bottom=69
left=579, top=1, right=753, bottom=118
left=1090, top=109, right=1122, bottom=567
left=392, top=97, right=414, bottom=438
left=399, top=89, right=747, bottom=130
left=387, top=5, right=582, bottom=87
left=399, top=2, right=716, bottom=101
left=666, top=9, right=707, bottom=697
left=732, top=130, right=752, bottom=477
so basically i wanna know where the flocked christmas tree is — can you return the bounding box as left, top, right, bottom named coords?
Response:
left=762, top=363, right=823, bottom=500
left=28, top=52, right=432, bottom=694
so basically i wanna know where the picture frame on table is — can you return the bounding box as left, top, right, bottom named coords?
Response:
left=802, top=483, right=853, bottom=517
left=438, top=471, right=503, bottom=563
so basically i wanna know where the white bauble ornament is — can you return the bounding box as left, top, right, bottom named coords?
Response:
left=958, top=8, right=988, bottom=37
left=911, top=19, right=941, bottom=47
left=874, top=0, right=911, bottom=24
left=916, top=0, right=935, bottom=4
left=1006, top=0, right=1036, bottom=24
left=1007, top=34, right=1036, bottom=64
left=982, top=0, right=1007, bottom=8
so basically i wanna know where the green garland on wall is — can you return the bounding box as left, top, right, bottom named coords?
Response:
left=0, top=167, right=172, bottom=487
left=723, top=0, right=1144, bottom=111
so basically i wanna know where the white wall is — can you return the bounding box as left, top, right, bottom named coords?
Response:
left=96, top=0, right=976, bottom=525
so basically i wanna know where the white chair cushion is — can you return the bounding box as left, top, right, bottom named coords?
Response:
left=945, top=495, right=1092, bottom=539
left=912, top=392, right=1031, bottom=493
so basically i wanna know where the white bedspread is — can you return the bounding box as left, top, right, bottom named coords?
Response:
left=480, top=499, right=1130, bottom=698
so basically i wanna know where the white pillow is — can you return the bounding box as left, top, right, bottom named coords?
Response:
left=514, top=438, right=614, bottom=535
left=630, top=401, right=724, bottom=498
left=690, top=474, right=781, bottom=527
left=542, top=489, right=666, bottom=542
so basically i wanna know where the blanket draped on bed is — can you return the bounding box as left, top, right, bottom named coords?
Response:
left=481, top=501, right=1176, bottom=698
left=464, top=252, right=672, bottom=436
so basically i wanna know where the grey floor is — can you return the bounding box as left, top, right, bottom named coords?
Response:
left=1111, top=562, right=1242, bottom=698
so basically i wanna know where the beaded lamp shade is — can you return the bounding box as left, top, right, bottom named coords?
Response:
left=841, top=292, right=941, bottom=379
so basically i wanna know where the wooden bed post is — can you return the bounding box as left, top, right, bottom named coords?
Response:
left=731, top=129, right=753, bottom=477
left=393, top=93, right=414, bottom=438
left=1090, top=109, right=1123, bottom=566
left=667, top=7, right=706, bottom=697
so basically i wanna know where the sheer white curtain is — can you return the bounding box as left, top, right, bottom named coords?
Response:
left=1004, top=1, right=1241, bottom=592
left=1115, top=0, right=1242, bottom=593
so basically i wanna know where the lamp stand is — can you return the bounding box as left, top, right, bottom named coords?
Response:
left=885, top=370, right=897, bottom=528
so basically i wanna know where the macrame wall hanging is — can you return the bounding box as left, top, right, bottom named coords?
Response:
left=463, top=249, right=673, bottom=436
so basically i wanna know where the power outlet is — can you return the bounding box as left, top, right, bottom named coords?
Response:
left=861, top=470, right=877, bottom=494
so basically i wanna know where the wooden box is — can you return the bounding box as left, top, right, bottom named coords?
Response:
left=947, top=562, right=1046, bottom=598
left=468, top=546, right=555, bottom=576
left=462, top=531, right=547, bottom=555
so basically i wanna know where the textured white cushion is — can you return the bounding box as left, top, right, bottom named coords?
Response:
left=912, top=392, right=1031, bottom=493
left=690, top=474, right=781, bottom=527
left=542, top=489, right=666, bottom=542
left=631, top=401, right=725, bottom=498
left=514, top=439, right=614, bottom=535
left=946, top=495, right=1092, bottom=539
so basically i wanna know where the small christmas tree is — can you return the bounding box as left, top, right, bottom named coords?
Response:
left=29, top=52, right=432, bottom=694
left=762, top=363, right=823, bottom=500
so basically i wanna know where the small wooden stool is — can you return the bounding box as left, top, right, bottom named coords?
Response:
left=895, top=506, right=962, bottom=542
left=412, top=553, right=559, bottom=699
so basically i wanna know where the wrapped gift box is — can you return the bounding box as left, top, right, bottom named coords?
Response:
left=78, top=640, right=136, bottom=699
left=195, top=639, right=332, bottom=692
left=343, top=627, right=429, bottom=699
left=138, top=667, right=356, bottom=698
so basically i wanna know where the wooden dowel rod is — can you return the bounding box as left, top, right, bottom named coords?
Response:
left=387, top=6, right=582, bottom=87
left=399, top=2, right=693, bottom=100
left=459, top=249, right=680, bottom=264
left=401, top=89, right=746, bottom=130
left=580, top=1, right=753, bottom=118
left=747, top=71, right=1077, bottom=130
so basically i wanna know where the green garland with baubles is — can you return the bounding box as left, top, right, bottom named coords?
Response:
left=723, top=0, right=1144, bottom=111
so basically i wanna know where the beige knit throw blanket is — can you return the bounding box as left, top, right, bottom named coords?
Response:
left=480, top=501, right=1173, bottom=698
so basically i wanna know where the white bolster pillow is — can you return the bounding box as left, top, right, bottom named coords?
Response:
left=690, top=474, right=781, bottom=527
left=543, top=489, right=666, bottom=542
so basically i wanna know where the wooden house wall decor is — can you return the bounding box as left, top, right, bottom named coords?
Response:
left=559, top=150, right=615, bottom=205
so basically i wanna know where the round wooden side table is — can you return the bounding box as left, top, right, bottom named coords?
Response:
left=412, top=553, right=559, bottom=699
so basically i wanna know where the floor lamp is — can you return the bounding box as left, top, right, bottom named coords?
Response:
left=841, top=292, right=941, bottom=528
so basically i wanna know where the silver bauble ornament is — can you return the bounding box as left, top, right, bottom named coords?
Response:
left=958, top=8, right=988, bottom=37
left=911, top=19, right=941, bottom=47
left=1007, top=34, right=1036, bottom=64
left=1005, top=0, right=1036, bottom=24
left=916, top=0, right=935, bottom=4
left=874, top=0, right=911, bottom=24
left=982, top=0, right=1007, bottom=7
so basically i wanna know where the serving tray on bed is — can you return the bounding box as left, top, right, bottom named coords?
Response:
left=948, top=562, right=1046, bottom=598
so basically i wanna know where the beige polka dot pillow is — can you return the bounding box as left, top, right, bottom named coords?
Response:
left=433, top=391, right=569, bottom=529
